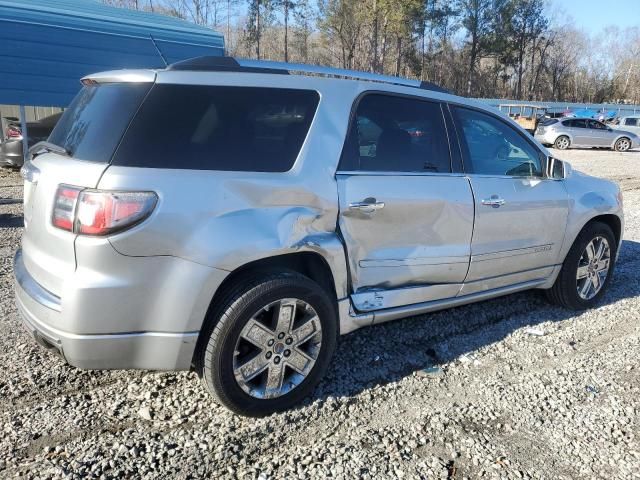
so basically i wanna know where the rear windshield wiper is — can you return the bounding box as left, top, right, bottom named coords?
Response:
left=29, top=141, right=70, bottom=158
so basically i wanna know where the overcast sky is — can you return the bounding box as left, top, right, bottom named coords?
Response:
left=548, top=0, right=640, bottom=32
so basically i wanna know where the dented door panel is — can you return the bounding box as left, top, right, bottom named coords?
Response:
left=337, top=173, right=474, bottom=309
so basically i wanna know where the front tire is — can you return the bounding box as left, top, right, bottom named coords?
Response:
left=554, top=135, right=570, bottom=150
left=614, top=137, right=631, bottom=152
left=546, top=222, right=616, bottom=310
left=199, top=272, right=337, bottom=416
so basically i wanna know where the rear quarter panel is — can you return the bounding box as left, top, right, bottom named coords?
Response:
left=99, top=74, right=360, bottom=301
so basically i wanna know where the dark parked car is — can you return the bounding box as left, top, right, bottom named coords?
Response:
left=0, top=113, right=62, bottom=168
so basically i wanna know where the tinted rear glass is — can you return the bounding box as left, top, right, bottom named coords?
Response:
left=48, top=84, right=151, bottom=162
left=539, top=118, right=558, bottom=127
left=339, top=93, right=451, bottom=173
left=113, top=85, right=320, bottom=172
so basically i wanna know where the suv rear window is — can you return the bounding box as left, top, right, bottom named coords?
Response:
left=538, top=118, right=558, bottom=127
left=113, top=85, right=320, bottom=172
left=48, top=84, right=151, bottom=163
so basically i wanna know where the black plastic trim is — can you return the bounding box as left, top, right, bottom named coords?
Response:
left=419, top=81, right=452, bottom=94
left=167, top=56, right=289, bottom=75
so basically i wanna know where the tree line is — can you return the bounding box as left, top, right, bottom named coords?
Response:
left=105, top=0, right=640, bottom=104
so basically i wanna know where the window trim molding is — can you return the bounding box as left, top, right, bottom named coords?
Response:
left=336, top=170, right=466, bottom=177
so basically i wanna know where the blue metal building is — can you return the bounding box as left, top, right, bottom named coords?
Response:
left=0, top=0, right=224, bottom=107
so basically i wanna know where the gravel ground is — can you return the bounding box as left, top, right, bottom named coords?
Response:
left=1, top=149, right=639, bottom=479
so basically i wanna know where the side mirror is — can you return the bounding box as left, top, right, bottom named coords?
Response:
left=547, top=156, right=571, bottom=179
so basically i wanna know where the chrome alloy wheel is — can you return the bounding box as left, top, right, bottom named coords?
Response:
left=233, top=298, right=322, bottom=399
left=556, top=136, right=570, bottom=149
left=576, top=236, right=611, bottom=300
left=616, top=138, right=631, bottom=152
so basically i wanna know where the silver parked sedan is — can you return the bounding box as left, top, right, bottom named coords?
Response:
left=15, top=57, right=624, bottom=416
left=535, top=117, right=640, bottom=151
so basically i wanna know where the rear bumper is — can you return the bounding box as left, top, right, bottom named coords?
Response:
left=534, top=132, right=554, bottom=145
left=13, top=248, right=206, bottom=370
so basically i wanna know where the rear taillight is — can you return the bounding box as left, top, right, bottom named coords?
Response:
left=7, top=126, right=21, bottom=138
left=52, top=185, right=157, bottom=236
left=52, top=186, right=81, bottom=231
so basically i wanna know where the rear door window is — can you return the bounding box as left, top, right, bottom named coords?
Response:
left=339, top=93, right=451, bottom=173
left=48, top=84, right=151, bottom=162
left=113, top=85, right=319, bottom=172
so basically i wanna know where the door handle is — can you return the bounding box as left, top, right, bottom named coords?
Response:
left=481, top=195, right=506, bottom=208
left=349, top=198, right=385, bottom=213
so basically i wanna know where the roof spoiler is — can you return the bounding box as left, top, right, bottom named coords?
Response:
left=80, top=70, right=157, bottom=85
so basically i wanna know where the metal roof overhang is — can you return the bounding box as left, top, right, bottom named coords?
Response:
left=0, top=0, right=224, bottom=107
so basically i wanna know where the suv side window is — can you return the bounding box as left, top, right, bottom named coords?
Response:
left=340, top=94, right=451, bottom=173
left=572, top=119, right=587, bottom=128
left=114, top=85, right=320, bottom=172
left=452, top=106, right=543, bottom=177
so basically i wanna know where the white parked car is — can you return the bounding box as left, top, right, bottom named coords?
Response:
left=613, top=116, right=640, bottom=137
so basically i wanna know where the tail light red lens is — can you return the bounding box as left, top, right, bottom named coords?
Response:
left=52, top=186, right=81, bottom=231
left=52, top=185, right=157, bottom=236
left=7, top=126, right=21, bottom=138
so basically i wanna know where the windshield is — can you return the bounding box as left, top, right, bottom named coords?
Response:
left=48, top=83, right=151, bottom=163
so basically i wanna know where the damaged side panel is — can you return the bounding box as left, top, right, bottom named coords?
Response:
left=99, top=80, right=358, bottom=306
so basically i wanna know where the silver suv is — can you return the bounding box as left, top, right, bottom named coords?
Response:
left=15, top=57, right=624, bottom=416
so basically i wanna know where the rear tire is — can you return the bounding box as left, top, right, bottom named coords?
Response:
left=554, top=135, right=570, bottom=150
left=614, top=137, right=631, bottom=152
left=199, top=272, right=337, bottom=417
left=546, top=222, right=616, bottom=310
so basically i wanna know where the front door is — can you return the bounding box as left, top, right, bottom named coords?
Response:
left=450, top=105, right=570, bottom=295
left=587, top=119, right=612, bottom=147
left=337, top=93, right=474, bottom=311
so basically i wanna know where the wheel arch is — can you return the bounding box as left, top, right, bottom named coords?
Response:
left=554, top=133, right=572, bottom=145
left=217, top=251, right=339, bottom=302
left=562, top=213, right=622, bottom=263
left=612, top=134, right=631, bottom=148
left=192, top=251, right=342, bottom=370
left=585, top=214, right=622, bottom=248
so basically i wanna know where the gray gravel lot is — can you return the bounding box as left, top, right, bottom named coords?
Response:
left=1, top=149, right=639, bottom=479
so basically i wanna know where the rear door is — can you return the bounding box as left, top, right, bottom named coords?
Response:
left=337, top=93, right=474, bottom=311
left=450, top=105, right=569, bottom=295
left=21, top=81, right=152, bottom=295
left=569, top=118, right=590, bottom=145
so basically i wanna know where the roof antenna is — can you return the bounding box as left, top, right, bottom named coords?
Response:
left=150, top=35, right=168, bottom=67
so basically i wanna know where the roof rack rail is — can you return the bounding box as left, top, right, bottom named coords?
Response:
left=168, top=56, right=452, bottom=94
